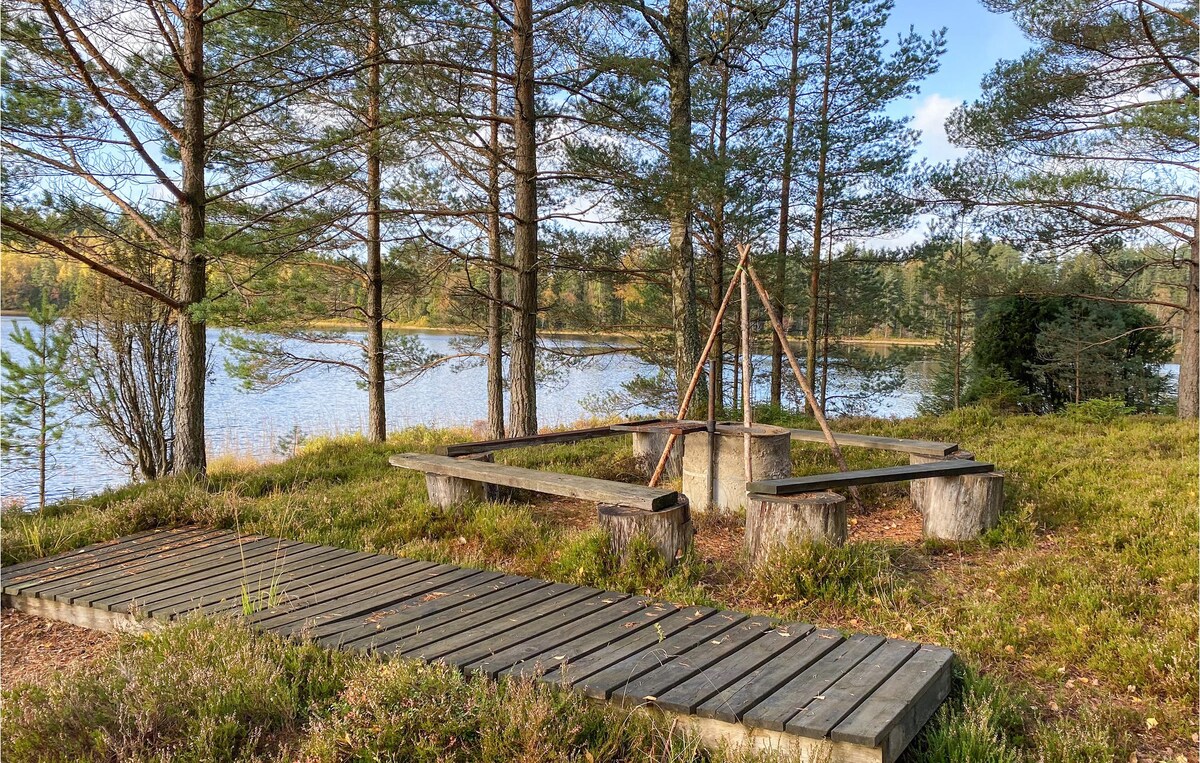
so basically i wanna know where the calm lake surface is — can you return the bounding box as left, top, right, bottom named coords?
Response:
left=1, top=315, right=1175, bottom=505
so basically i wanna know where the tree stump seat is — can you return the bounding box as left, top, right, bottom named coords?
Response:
left=745, top=491, right=847, bottom=567
left=597, top=498, right=693, bottom=569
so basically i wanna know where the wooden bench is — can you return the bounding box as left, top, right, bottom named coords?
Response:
left=745, top=460, right=1004, bottom=553
left=390, top=453, right=693, bottom=566
left=785, top=428, right=958, bottom=457
left=435, top=419, right=666, bottom=457
left=747, top=460, right=995, bottom=494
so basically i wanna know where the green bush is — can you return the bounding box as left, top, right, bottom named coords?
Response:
left=1062, top=397, right=1132, bottom=424
left=905, top=669, right=1026, bottom=763
left=752, top=540, right=899, bottom=607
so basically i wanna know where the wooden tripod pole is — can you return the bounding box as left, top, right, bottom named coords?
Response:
left=648, top=244, right=752, bottom=487
left=740, top=268, right=752, bottom=483
left=745, top=263, right=865, bottom=512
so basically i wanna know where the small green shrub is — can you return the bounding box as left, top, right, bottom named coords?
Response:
left=752, top=540, right=899, bottom=607
left=1061, top=397, right=1132, bottom=423
left=905, top=669, right=1026, bottom=763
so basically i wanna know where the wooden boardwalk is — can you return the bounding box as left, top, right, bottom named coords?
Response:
left=0, top=528, right=953, bottom=762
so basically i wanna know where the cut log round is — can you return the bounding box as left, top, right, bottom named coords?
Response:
left=745, top=491, right=847, bottom=566
left=910, top=451, right=1003, bottom=541
left=631, top=430, right=682, bottom=480
left=598, top=499, right=693, bottom=568
left=909, top=451, right=973, bottom=514
left=424, top=452, right=498, bottom=508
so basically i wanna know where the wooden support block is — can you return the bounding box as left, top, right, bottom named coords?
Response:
left=745, top=492, right=847, bottom=566
left=909, top=452, right=1003, bottom=541
left=598, top=499, right=693, bottom=568
left=424, top=453, right=498, bottom=509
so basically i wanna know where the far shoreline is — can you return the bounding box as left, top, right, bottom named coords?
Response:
left=2, top=311, right=938, bottom=348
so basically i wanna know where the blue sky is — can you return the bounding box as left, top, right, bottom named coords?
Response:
left=884, top=0, right=1031, bottom=163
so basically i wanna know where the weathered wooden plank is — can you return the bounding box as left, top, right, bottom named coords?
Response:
left=651, top=624, right=822, bottom=716
left=694, top=627, right=845, bottom=723
left=502, top=602, right=688, bottom=680
left=459, top=594, right=651, bottom=677
left=312, top=571, right=515, bottom=646
left=95, top=542, right=328, bottom=615
left=446, top=591, right=632, bottom=673
left=0, top=527, right=182, bottom=580
left=140, top=546, right=356, bottom=618
left=2, top=592, right=160, bottom=635
left=248, top=560, right=451, bottom=631
left=280, top=567, right=494, bottom=639
left=390, top=453, right=679, bottom=511
left=435, top=420, right=664, bottom=456
left=574, top=610, right=747, bottom=700
left=550, top=607, right=719, bottom=687
left=610, top=617, right=775, bottom=707
left=393, top=585, right=601, bottom=660
left=741, top=633, right=884, bottom=732
left=2, top=529, right=223, bottom=594
left=830, top=645, right=954, bottom=762
left=52, top=536, right=283, bottom=606
left=21, top=532, right=245, bottom=601
left=787, top=429, right=957, bottom=457
left=749, top=461, right=995, bottom=495
left=203, top=554, right=415, bottom=618
left=76, top=538, right=310, bottom=610
left=786, top=640, right=919, bottom=739
left=0, top=528, right=172, bottom=579
left=358, top=578, right=562, bottom=653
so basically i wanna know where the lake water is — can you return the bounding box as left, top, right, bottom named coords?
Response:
left=3, top=314, right=1172, bottom=505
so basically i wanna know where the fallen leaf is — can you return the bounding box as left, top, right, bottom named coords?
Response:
left=1145, top=717, right=1158, bottom=730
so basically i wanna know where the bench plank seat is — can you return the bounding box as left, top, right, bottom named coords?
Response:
left=435, top=419, right=665, bottom=457
left=786, top=429, right=957, bottom=457
left=748, top=460, right=996, bottom=495
left=390, top=453, right=679, bottom=511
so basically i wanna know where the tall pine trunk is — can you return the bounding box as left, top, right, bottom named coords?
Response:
left=487, top=15, right=506, bottom=439
left=771, top=0, right=802, bottom=410
left=365, top=4, right=386, bottom=442
left=508, top=0, right=538, bottom=437
left=709, top=54, right=731, bottom=413
left=174, top=0, right=208, bottom=475
left=667, top=0, right=703, bottom=415
left=805, top=0, right=834, bottom=407
left=1178, top=237, right=1199, bottom=419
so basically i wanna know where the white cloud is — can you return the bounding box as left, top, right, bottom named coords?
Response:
left=911, top=93, right=966, bottom=164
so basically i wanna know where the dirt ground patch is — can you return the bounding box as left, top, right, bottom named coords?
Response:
left=1, top=608, right=115, bottom=690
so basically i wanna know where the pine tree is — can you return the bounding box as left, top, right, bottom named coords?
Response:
left=1, top=302, right=74, bottom=509
left=947, top=0, right=1198, bottom=418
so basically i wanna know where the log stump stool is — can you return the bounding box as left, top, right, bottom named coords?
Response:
left=424, top=452, right=500, bottom=509
left=909, top=450, right=1003, bottom=541
left=598, top=498, right=692, bottom=568
left=745, top=491, right=847, bottom=566
left=681, top=423, right=792, bottom=513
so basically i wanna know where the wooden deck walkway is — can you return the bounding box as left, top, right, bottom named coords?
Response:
left=0, top=528, right=953, bottom=762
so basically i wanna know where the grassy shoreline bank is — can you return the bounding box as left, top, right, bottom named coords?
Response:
left=1, top=411, right=1196, bottom=762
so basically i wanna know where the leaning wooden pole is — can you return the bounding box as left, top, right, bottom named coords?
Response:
left=740, top=268, right=752, bottom=483
left=746, top=263, right=865, bottom=512
left=648, top=245, right=752, bottom=487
